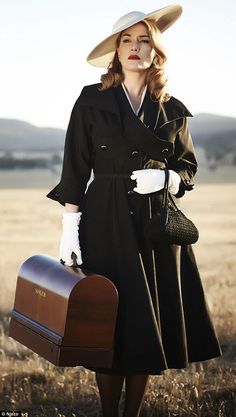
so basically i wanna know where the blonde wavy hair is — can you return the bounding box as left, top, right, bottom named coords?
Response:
left=98, top=19, right=170, bottom=103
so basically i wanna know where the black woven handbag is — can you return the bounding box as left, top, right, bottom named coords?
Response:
left=144, top=169, right=199, bottom=246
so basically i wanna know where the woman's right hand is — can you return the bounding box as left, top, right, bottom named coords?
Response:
left=60, top=212, right=83, bottom=266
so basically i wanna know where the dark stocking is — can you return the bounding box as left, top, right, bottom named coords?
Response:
left=95, top=372, right=125, bottom=417
left=123, top=374, right=150, bottom=417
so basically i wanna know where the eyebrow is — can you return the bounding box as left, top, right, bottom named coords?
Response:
left=121, top=33, right=149, bottom=38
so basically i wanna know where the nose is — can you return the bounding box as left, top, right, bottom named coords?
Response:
left=131, top=41, right=140, bottom=52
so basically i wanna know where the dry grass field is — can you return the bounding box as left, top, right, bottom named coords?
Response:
left=0, top=185, right=236, bottom=416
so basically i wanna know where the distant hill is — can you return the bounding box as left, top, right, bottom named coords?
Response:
left=0, top=119, right=65, bottom=152
left=0, top=114, right=236, bottom=160
left=0, top=114, right=235, bottom=185
left=189, top=113, right=236, bottom=157
left=189, top=113, right=236, bottom=138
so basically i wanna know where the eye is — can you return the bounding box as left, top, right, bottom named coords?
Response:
left=141, top=39, right=150, bottom=43
left=122, top=38, right=130, bottom=43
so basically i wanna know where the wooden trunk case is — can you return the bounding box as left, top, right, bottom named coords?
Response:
left=9, top=254, right=119, bottom=367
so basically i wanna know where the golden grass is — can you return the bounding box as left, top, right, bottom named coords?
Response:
left=1, top=355, right=236, bottom=416
left=0, top=185, right=236, bottom=416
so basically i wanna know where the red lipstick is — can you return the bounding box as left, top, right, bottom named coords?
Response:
left=128, top=54, right=140, bottom=60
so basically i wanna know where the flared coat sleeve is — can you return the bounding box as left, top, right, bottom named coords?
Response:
left=46, top=93, right=92, bottom=207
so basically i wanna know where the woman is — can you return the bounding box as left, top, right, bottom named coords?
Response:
left=47, top=5, right=222, bottom=417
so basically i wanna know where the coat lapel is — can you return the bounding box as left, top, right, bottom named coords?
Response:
left=78, top=83, right=122, bottom=124
left=78, top=83, right=192, bottom=161
left=118, top=90, right=174, bottom=161
left=158, top=96, right=193, bottom=128
left=78, top=83, right=192, bottom=125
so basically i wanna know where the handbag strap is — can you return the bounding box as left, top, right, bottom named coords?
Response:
left=162, top=168, right=179, bottom=211
left=161, top=169, right=169, bottom=209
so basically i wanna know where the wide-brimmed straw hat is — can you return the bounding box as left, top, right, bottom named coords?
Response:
left=87, top=5, right=182, bottom=68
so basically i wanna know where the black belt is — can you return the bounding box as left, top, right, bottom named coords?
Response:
left=94, top=173, right=131, bottom=179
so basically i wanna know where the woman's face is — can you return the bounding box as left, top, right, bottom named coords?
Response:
left=117, top=22, right=156, bottom=73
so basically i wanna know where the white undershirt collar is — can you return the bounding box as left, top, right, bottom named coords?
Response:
left=121, top=83, right=147, bottom=116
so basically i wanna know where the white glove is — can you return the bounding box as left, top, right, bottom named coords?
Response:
left=168, top=170, right=181, bottom=195
left=60, top=212, right=83, bottom=266
left=130, top=169, right=181, bottom=195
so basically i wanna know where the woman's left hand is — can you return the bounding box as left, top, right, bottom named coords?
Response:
left=130, top=169, right=181, bottom=195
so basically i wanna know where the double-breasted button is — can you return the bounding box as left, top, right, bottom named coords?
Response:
left=162, top=148, right=169, bottom=156
left=100, top=145, right=107, bottom=151
left=127, top=190, right=135, bottom=195
left=131, top=150, right=139, bottom=156
left=130, top=210, right=134, bottom=215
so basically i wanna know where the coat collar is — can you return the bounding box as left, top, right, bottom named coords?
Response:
left=158, top=96, right=193, bottom=127
left=78, top=83, right=193, bottom=128
left=78, top=83, right=120, bottom=118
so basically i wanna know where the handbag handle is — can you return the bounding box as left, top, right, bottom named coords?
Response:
left=161, top=169, right=169, bottom=209
left=162, top=168, right=179, bottom=212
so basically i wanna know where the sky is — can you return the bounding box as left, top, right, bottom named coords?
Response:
left=0, top=0, right=236, bottom=129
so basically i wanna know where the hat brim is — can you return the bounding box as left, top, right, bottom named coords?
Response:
left=87, top=5, right=182, bottom=67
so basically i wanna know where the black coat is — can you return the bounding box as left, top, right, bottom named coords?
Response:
left=47, top=84, right=222, bottom=375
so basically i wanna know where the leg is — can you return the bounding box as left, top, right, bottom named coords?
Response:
left=95, top=372, right=125, bottom=417
left=123, top=374, right=150, bottom=417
